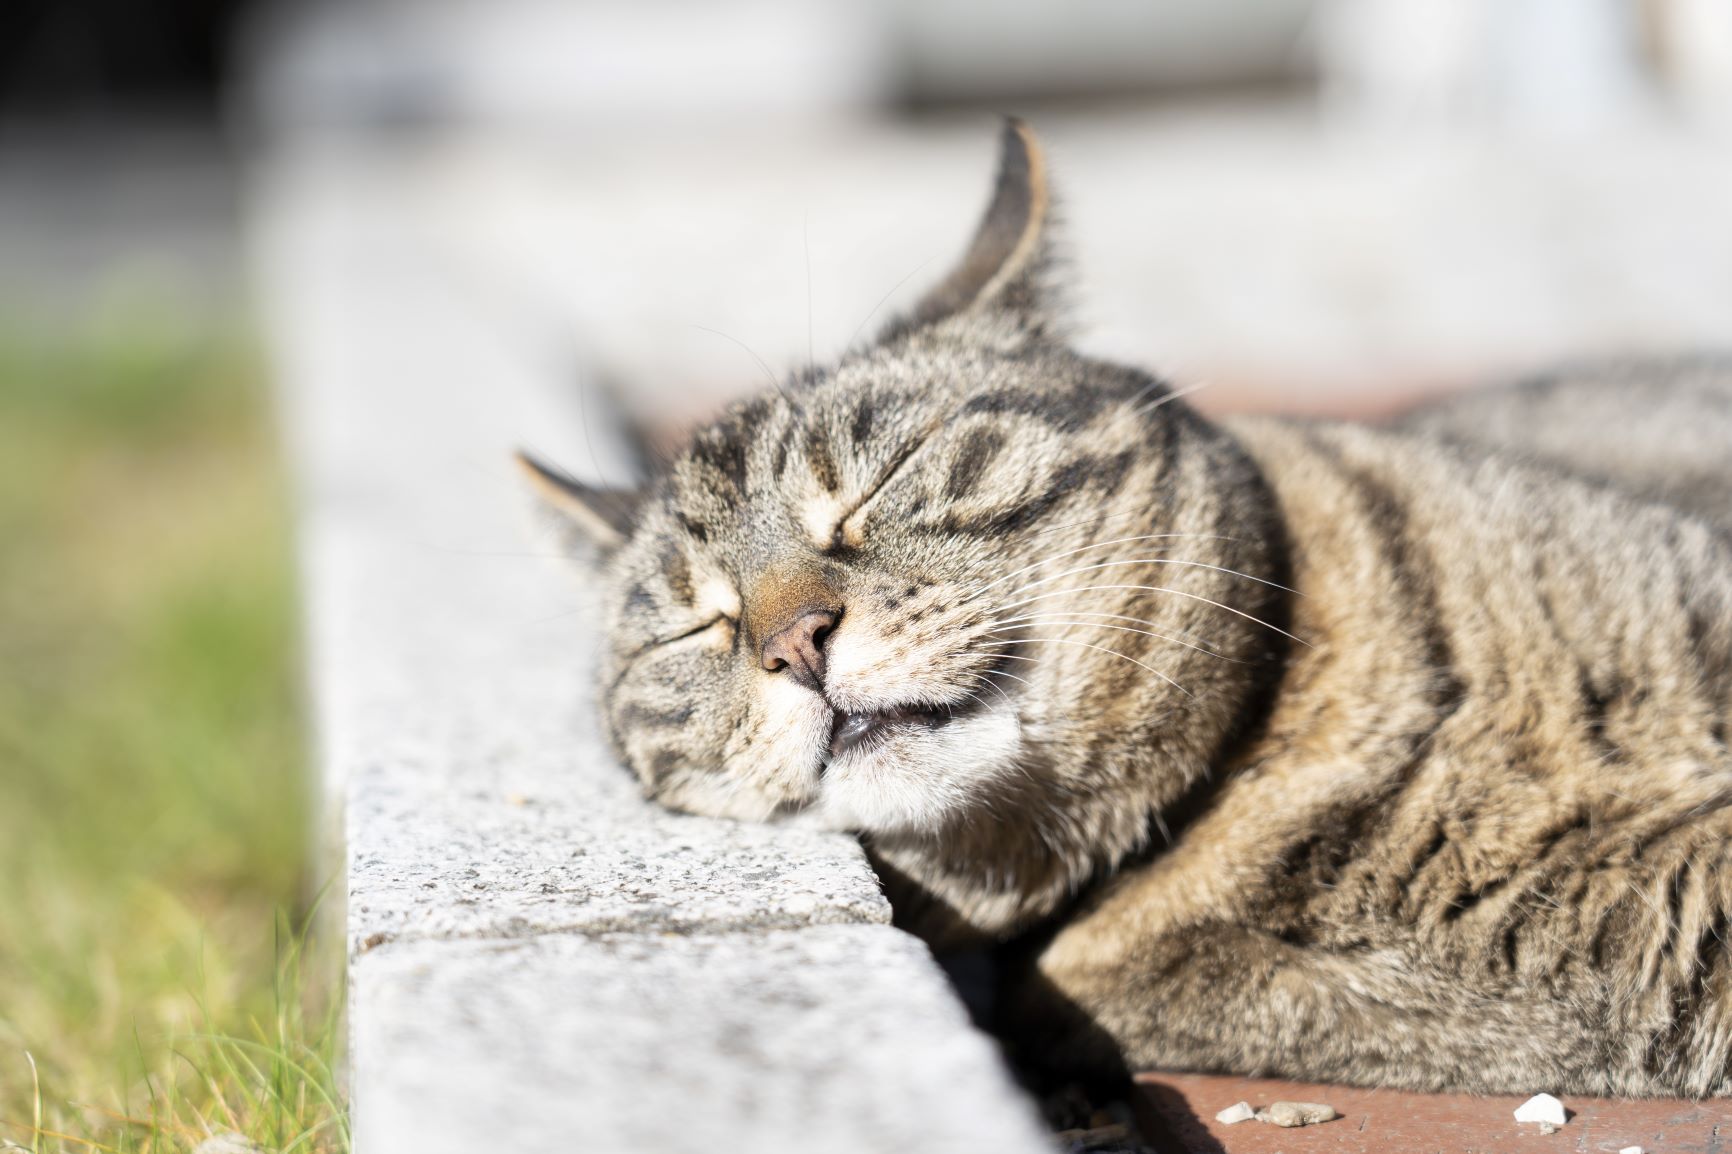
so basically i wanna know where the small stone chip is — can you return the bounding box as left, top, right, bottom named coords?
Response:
left=1214, top=1101, right=1256, bottom=1125
left=1514, top=1093, right=1568, bottom=1127
left=1255, top=1101, right=1339, bottom=1127
left=1619, top=1147, right=1644, bottom=1154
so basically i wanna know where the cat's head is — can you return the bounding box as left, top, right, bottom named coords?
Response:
left=523, top=122, right=1285, bottom=838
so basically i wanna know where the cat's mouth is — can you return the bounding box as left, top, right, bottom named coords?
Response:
left=827, top=704, right=957, bottom=758
left=805, top=676, right=1023, bottom=832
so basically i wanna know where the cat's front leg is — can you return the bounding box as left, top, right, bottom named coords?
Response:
left=1006, top=916, right=1600, bottom=1094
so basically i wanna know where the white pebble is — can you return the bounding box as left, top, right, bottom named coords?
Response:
left=1619, top=1147, right=1643, bottom=1154
left=1256, top=1100, right=1340, bottom=1127
left=1215, top=1100, right=1255, bottom=1125
left=1513, top=1093, right=1567, bottom=1127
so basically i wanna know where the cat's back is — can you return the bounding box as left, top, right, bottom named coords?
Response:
left=1398, top=356, right=1732, bottom=535
left=1220, top=412, right=1732, bottom=802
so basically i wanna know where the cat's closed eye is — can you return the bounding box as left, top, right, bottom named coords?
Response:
left=654, top=616, right=733, bottom=649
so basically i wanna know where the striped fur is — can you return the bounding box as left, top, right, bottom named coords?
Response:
left=529, top=123, right=1732, bottom=1094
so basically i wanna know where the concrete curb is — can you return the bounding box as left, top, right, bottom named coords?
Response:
left=253, top=140, right=1049, bottom=1153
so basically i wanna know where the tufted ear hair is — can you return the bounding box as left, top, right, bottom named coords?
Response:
left=898, top=118, right=1060, bottom=341
left=515, top=450, right=642, bottom=563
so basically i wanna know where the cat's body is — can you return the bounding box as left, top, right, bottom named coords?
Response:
left=522, top=123, right=1732, bottom=1096
left=1007, top=399, right=1732, bottom=1095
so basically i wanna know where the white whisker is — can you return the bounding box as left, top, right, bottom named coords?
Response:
left=996, top=557, right=1298, bottom=602
left=1029, top=506, right=1158, bottom=539
left=980, top=650, right=1045, bottom=665
left=1111, top=379, right=1212, bottom=433
left=987, top=616, right=1240, bottom=663
left=970, top=533, right=1242, bottom=598
left=979, top=635, right=1190, bottom=696
left=1000, top=583, right=1310, bottom=646
left=990, top=609, right=1235, bottom=659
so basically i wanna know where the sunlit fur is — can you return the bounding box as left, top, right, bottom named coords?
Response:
left=530, top=123, right=1732, bottom=1096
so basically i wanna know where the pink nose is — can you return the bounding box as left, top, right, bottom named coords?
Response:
left=760, top=608, right=838, bottom=691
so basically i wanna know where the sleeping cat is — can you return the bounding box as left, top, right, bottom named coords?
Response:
left=520, top=121, right=1732, bottom=1096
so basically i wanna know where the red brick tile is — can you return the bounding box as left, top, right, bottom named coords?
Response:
left=1132, top=1072, right=1732, bottom=1153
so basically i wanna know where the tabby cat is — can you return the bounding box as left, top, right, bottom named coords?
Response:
left=521, top=121, right=1732, bottom=1096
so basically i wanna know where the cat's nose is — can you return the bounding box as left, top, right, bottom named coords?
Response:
left=760, top=608, right=839, bottom=691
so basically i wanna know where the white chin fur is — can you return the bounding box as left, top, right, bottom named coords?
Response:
left=811, top=702, right=1023, bottom=834
left=757, top=676, right=833, bottom=792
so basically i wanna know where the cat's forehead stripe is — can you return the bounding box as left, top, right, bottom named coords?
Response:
left=945, top=428, right=1007, bottom=500
left=804, top=425, right=841, bottom=492
left=659, top=544, right=694, bottom=605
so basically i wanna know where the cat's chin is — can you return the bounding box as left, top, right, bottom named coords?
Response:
left=802, top=702, right=1024, bottom=835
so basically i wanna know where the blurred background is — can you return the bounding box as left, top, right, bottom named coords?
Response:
left=2, top=1, right=1730, bottom=1150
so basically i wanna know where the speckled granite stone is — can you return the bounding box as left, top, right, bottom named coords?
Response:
left=353, top=927, right=1049, bottom=1154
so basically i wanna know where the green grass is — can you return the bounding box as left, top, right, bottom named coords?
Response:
left=0, top=313, right=344, bottom=1152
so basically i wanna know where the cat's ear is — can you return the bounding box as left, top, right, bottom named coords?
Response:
left=515, top=450, right=641, bottom=562
left=904, top=118, right=1060, bottom=339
